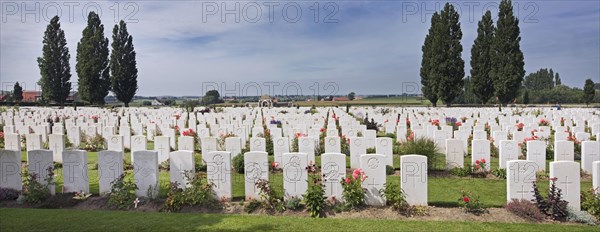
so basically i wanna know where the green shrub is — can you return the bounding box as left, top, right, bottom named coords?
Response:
left=398, top=138, right=440, bottom=170
left=232, top=153, right=244, bottom=174
left=379, top=183, right=408, bottom=213
left=366, top=147, right=376, bottom=153
left=285, top=197, right=302, bottom=211
left=458, top=190, right=488, bottom=215
left=341, top=169, right=367, bottom=210
left=162, top=182, right=185, bottom=212
left=505, top=199, right=545, bottom=222
left=161, top=172, right=221, bottom=212
left=244, top=199, right=261, bottom=213
left=107, top=174, right=138, bottom=210
left=0, top=188, right=20, bottom=201
left=256, top=179, right=285, bottom=213
left=386, top=165, right=394, bottom=175
left=491, top=168, right=506, bottom=179
left=581, top=188, right=600, bottom=220
left=23, top=167, right=54, bottom=204
left=303, top=163, right=326, bottom=217
left=450, top=166, right=472, bottom=177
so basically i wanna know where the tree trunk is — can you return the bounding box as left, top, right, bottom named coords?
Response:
left=125, top=102, right=129, bottom=107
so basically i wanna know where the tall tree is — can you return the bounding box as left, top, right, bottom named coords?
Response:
left=434, top=3, right=465, bottom=106
left=490, top=0, right=525, bottom=105
left=555, top=73, right=562, bottom=86
left=348, top=92, right=356, bottom=101
left=522, top=89, right=529, bottom=104
left=202, top=90, right=222, bottom=105
left=37, top=16, right=72, bottom=107
left=420, top=12, right=441, bottom=107
left=76, top=11, right=110, bottom=105
left=523, top=68, right=555, bottom=90
left=110, top=20, right=138, bottom=107
left=470, top=11, right=495, bottom=104
left=12, top=82, right=23, bottom=103
left=583, top=79, right=595, bottom=106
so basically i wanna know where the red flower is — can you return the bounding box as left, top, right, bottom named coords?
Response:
left=463, top=197, right=470, bottom=203
left=550, top=177, right=558, bottom=182
left=345, top=177, right=351, bottom=185
left=320, top=128, right=325, bottom=133
left=475, top=160, right=480, bottom=165
left=455, top=122, right=462, bottom=127
left=481, top=158, right=486, bottom=163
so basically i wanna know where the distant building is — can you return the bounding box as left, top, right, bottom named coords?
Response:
left=21, top=91, right=79, bottom=103
left=151, top=99, right=164, bottom=106
left=333, top=97, right=349, bottom=101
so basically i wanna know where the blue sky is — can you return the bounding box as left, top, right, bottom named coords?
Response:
left=1, top=0, right=599, bottom=96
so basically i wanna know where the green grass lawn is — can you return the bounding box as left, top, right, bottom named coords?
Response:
left=0, top=208, right=597, bottom=231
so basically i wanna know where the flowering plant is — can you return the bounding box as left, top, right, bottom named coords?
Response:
left=0, top=131, right=4, bottom=148
left=460, top=117, right=467, bottom=123
left=458, top=190, right=488, bottom=215
left=182, top=129, right=199, bottom=151
left=516, top=123, right=524, bottom=131
left=90, top=115, right=99, bottom=123
left=430, top=119, right=440, bottom=127
left=341, top=168, right=367, bottom=209
left=73, top=191, right=92, bottom=200
left=472, top=158, right=488, bottom=177
left=519, top=135, right=539, bottom=155
left=538, top=119, right=550, bottom=127
left=303, top=161, right=326, bottom=217
left=174, top=114, right=181, bottom=120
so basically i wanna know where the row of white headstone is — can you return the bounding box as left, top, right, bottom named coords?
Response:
left=0, top=149, right=428, bottom=206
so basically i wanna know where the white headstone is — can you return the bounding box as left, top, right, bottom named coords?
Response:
left=204, top=151, right=232, bottom=201
left=26, top=134, right=42, bottom=151
left=130, top=136, right=147, bottom=162
left=549, top=161, right=580, bottom=210
left=282, top=152, right=308, bottom=200
left=0, top=150, right=22, bottom=191
left=225, top=137, right=242, bottom=157
left=360, top=154, right=386, bottom=206
left=244, top=151, right=268, bottom=200
left=201, top=137, right=217, bottom=154
left=365, top=130, right=376, bottom=148
left=321, top=153, right=346, bottom=201
left=62, top=150, right=89, bottom=193
left=526, top=140, right=546, bottom=172
left=169, top=151, right=195, bottom=189
left=250, top=138, right=266, bottom=152
left=98, top=150, right=124, bottom=195
left=177, top=136, right=195, bottom=151
left=554, top=141, right=574, bottom=161
left=593, top=161, right=600, bottom=194
left=400, top=155, right=428, bottom=206
left=446, top=139, right=464, bottom=168
left=27, top=150, right=55, bottom=194
left=376, top=137, right=393, bottom=166
left=298, top=137, right=316, bottom=165
left=325, top=137, right=341, bottom=154
left=472, top=140, right=491, bottom=171
left=154, top=136, right=171, bottom=163
left=5, top=133, right=21, bottom=151
left=499, top=140, right=519, bottom=169
left=49, top=134, right=65, bottom=163
left=581, top=141, right=600, bottom=174
left=133, top=151, right=159, bottom=198
left=107, top=135, right=124, bottom=152
left=273, top=137, right=289, bottom=164
left=506, top=160, right=536, bottom=202
left=349, top=137, right=366, bottom=169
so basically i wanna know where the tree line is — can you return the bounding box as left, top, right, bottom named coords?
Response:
left=37, top=12, right=138, bottom=107
left=420, top=0, right=597, bottom=106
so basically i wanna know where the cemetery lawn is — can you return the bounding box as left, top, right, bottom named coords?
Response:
left=1, top=208, right=597, bottom=231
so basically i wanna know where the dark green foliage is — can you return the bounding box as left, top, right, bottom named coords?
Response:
left=506, top=199, right=546, bottom=222
left=527, top=85, right=584, bottom=104
left=23, top=167, right=54, bottom=204
left=398, top=138, right=440, bottom=170
left=490, top=0, right=525, bottom=105
left=386, top=165, right=395, bottom=175
left=285, top=197, right=302, bottom=211
left=107, top=174, right=138, bottom=210
left=379, top=183, right=410, bottom=214
left=255, top=179, right=285, bottom=212
left=76, top=12, right=110, bottom=105
left=420, top=12, right=440, bottom=106
left=583, top=79, right=596, bottom=105
left=523, top=68, right=556, bottom=90
left=232, top=153, right=244, bottom=174
left=363, top=117, right=379, bottom=131
left=433, top=3, right=465, bottom=106
left=12, top=82, right=23, bottom=103
left=450, top=166, right=473, bottom=177
left=522, top=90, right=529, bottom=104
left=162, top=172, right=221, bottom=212
left=555, top=73, right=562, bottom=86
left=470, top=11, right=495, bottom=104
left=581, top=188, right=600, bottom=220
left=110, top=20, right=138, bottom=107
left=37, top=16, right=72, bottom=107
left=348, top=92, right=355, bottom=101
left=202, top=90, right=223, bottom=105
left=491, top=168, right=506, bottom=179
left=303, top=163, right=326, bottom=217
left=0, top=188, right=20, bottom=201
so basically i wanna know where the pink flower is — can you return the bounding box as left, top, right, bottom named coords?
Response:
left=345, top=177, right=351, bottom=184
